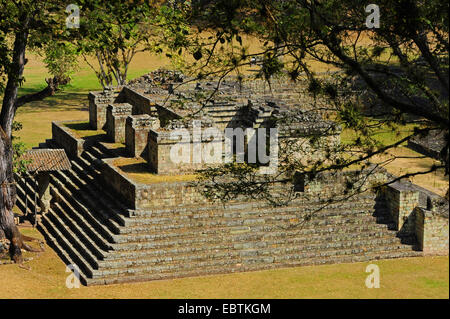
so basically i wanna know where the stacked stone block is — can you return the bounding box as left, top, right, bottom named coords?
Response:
left=89, top=89, right=123, bottom=130
left=382, top=182, right=420, bottom=236
left=106, top=103, right=133, bottom=143
left=125, top=115, right=160, bottom=159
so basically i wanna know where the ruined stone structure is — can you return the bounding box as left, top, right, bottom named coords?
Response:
left=15, top=70, right=448, bottom=285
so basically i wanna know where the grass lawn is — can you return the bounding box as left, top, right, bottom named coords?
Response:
left=0, top=228, right=448, bottom=299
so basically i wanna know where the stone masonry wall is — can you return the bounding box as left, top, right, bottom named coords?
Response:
left=121, top=87, right=181, bottom=127
left=106, top=103, right=133, bottom=143
left=415, top=207, right=449, bottom=255
left=382, top=182, right=419, bottom=236
left=99, top=158, right=388, bottom=211
left=52, top=121, right=85, bottom=158
left=89, top=89, right=123, bottom=130
left=148, top=129, right=224, bottom=174
left=125, top=114, right=160, bottom=159
left=382, top=180, right=449, bottom=254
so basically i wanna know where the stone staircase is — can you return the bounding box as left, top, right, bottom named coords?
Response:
left=15, top=141, right=422, bottom=285
left=205, top=102, right=242, bottom=129
left=17, top=146, right=421, bottom=285
left=205, top=100, right=274, bottom=130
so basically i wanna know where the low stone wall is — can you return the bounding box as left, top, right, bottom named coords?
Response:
left=99, top=157, right=388, bottom=211
left=99, top=158, right=211, bottom=209
left=415, top=207, right=449, bottom=255
left=52, top=121, right=85, bottom=158
left=99, top=158, right=138, bottom=208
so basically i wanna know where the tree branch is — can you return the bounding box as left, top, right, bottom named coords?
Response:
left=14, top=77, right=67, bottom=108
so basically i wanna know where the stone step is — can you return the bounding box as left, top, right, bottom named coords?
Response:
left=81, top=149, right=104, bottom=166
left=49, top=201, right=110, bottom=259
left=58, top=169, right=129, bottom=223
left=16, top=184, right=105, bottom=280
left=124, top=201, right=382, bottom=228
left=207, top=110, right=240, bottom=117
left=104, top=224, right=401, bottom=260
left=129, top=192, right=378, bottom=218
left=89, top=246, right=422, bottom=286
left=45, top=208, right=100, bottom=269
left=51, top=186, right=115, bottom=249
left=15, top=181, right=38, bottom=217
left=51, top=170, right=127, bottom=225
left=37, top=220, right=91, bottom=286
left=212, top=117, right=237, bottom=123
left=40, top=213, right=96, bottom=278
left=205, top=105, right=239, bottom=112
left=118, top=209, right=391, bottom=238
left=99, top=234, right=407, bottom=270
left=276, top=248, right=423, bottom=266
left=49, top=173, right=122, bottom=234
left=89, top=144, right=114, bottom=159
left=110, top=224, right=395, bottom=252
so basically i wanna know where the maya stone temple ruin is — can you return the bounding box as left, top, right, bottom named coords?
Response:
left=14, top=70, right=449, bottom=285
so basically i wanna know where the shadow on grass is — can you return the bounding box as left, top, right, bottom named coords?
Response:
left=17, top=89, right=89, bottom=112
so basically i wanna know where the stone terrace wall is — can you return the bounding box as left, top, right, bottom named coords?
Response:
left=278, top=122, right=341, bottom=166
left=99, top=158, right=388, bottom=211
left=99, top=158, right=209, bottom=209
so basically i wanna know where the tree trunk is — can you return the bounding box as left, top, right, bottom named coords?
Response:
left=0, top=128, right=23, bottom=263
left=0, top=27, right=29, bottom=263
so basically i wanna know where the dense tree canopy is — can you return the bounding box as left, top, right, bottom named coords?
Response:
left=169, top=0, right=449, bottom=203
